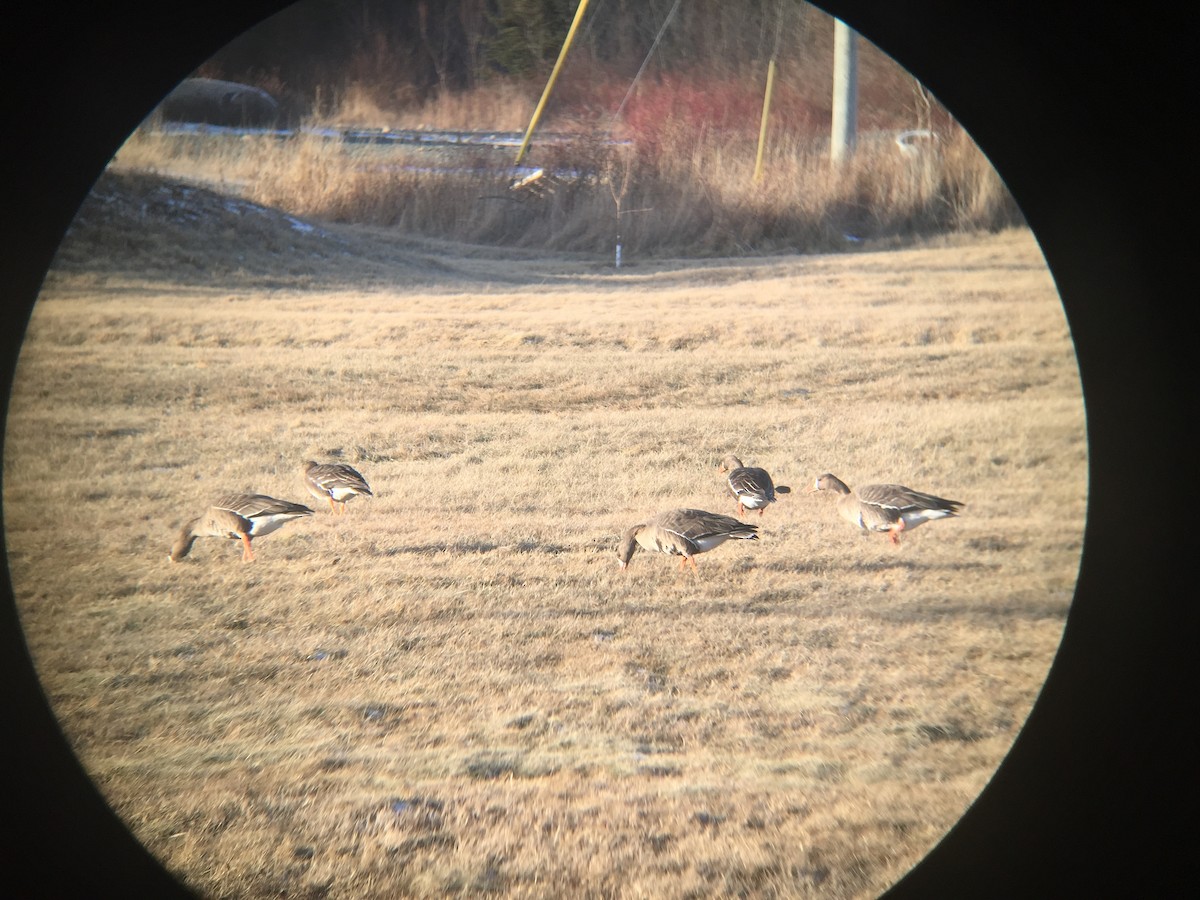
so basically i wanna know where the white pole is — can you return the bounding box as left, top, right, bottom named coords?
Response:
left=831, top=18, right=858, bottom=164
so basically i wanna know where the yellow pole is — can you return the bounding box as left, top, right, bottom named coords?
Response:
left=753, top=58, right=777, bottom=183
left=515, top=0, right=592, bottom=164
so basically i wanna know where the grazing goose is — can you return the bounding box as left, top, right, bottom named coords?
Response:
left=719, top=455, right=791, bottom=517
left=810, top=473, right=963, bottom=544
left=169, top=492, right=314, bottom=562
left=618, top=508, right=759, bottom=571
left=302, top=460, right=373, bottom=515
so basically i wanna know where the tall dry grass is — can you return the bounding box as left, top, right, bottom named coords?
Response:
left=304, top=80, right=539, bottom=132
left=6, top=192, right=1085, bottom=898
left=115, top=99, right=1017, bottom=258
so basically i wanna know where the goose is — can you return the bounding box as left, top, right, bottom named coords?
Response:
left=302, top=460, right=373, bottom=515
left=618, top=508, right=759, bottom=571
left=810, top=473, right=963, bottom=544
left=169, top=492, right=314, bottom=562
left=719, top=455, right=791, bottom=517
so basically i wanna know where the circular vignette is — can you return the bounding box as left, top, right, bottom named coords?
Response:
left=1, top=3, right=1188, bottom=898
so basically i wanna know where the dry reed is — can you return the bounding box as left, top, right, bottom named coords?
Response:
left=113, top=109, right=1018, bottom=258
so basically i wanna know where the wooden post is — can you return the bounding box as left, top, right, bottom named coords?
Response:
left=515, top=0, right=592, bottom=164
left=753, top=58, right=777, bottom=183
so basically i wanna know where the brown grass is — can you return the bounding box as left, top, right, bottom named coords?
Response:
left=114, top=104, right=1017, bottom=257
left=5, top=186, right=1085, bottom=898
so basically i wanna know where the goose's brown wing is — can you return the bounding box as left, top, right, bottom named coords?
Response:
left=659, top=509, right=759, bottom=548
left=307, top=463, right=372, bottom=495
left=727, top=467, right=775, bottom=503
left=214, top=492, right=314, bottom=519
left=856, top=484, right=962, bottom=515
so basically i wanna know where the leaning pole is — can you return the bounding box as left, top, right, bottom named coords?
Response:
left=516, top=0, right=592, bottom=164
left=753, top=58, right=778, bottom=183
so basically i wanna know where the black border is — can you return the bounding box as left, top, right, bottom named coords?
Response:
left=2, top=3, right=1190, bottom=897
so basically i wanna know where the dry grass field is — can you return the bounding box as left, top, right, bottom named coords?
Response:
left=4, top=174, right=1086, bottom=898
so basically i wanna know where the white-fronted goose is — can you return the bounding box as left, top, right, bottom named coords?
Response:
left=719, top=455, right=791, bottom=517
left=618, top=508, right=759, bottom=571
left=169, top=492, right=314, bottom=562
left=810, top=473, right=963, bottom=544
left=302, top=460, right=373, bottom=515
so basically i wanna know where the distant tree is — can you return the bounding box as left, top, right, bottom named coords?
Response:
left=482, top=0, right=576, bottom=76
left=190, top=0, right=921, bottom=130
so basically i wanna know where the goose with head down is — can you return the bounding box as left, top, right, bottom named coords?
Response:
left=618, top=508, right=759, bottom=572
left=809, top=473, right=962, bottom=544
left=169, top=492, right=314, bottom=562
left=718, top=455, right=791, bottom=517
left=302, top=460, right=373, bottom=515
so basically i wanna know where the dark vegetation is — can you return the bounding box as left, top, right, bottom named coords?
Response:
left=201, top=0, right=941, bottom=134
left=143, top=0, right=1021, bottom=255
